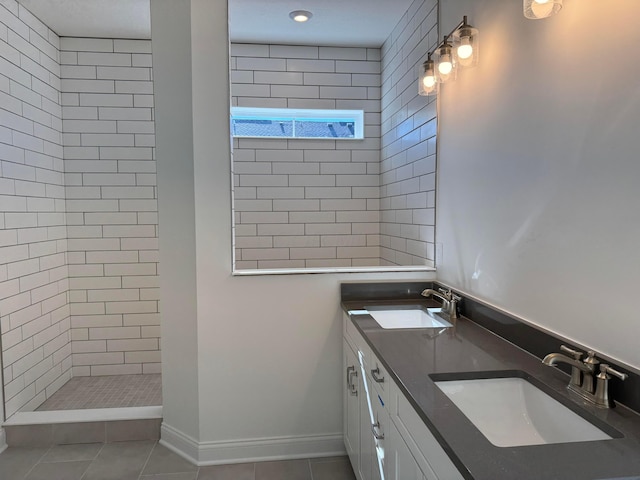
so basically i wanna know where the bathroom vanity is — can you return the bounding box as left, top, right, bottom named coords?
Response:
left=341, top=284, right=640, bottom=480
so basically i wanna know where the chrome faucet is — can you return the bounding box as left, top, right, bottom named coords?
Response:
left=421, top=288, right=461, bottom=320
left=542, top=346, right=627, bottom=408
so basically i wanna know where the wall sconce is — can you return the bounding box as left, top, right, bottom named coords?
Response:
left=418, top=16, right=479, bottom=96
left=524, top=0, right=563, bottom=19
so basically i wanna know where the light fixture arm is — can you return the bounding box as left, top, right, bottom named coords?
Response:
left=428, top=16, right=470, bottom=58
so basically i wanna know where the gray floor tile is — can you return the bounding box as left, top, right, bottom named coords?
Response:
left=255, top=459, right=312, bottom=480
left=140, top=473, right=199, bottom=480
left=5, top=425, right=53, bottom=447
left=0, top=447, right=49, bottom=479
left=197, top=462, right=255, bottom=480
left=310, top=457, right=356, bottom=480
left=141, top=443, right=198, bottom=475
left=106, top=419, right=161, bottom=442
left=81, top=440, right=155, bottom=480
left=41, top=443, right=103, bottom=463
left=25, top=460, right=91, bottom=480
left=0, top=442, right=349, bottom=480
left=53, top=421, right=106, bottom=445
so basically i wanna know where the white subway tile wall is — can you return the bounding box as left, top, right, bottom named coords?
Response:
left=59, top=38, right=160, bottom=377
left=231, top=44, right=383, bottom=269
left=0, top=1, right=71, bottom=417
left=380, top=0, right=438, bottom=267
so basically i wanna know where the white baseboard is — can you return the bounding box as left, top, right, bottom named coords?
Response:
left=161, top=422, right=345, bottom=466
left=0, top=428, right=7, bottom=454
left=160, top=423, right=200, bottom=464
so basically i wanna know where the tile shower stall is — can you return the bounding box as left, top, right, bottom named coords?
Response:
left=1, top=0, right=437, bottom=416
left=0, top=3, right=159, bottom=418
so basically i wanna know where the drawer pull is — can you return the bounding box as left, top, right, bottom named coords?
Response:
left=348, top=369, right=358, bottom=396
left=346, top=366, right=355, bottom=387
left=371, top=421, right=384, bottom=440
left=371, top=367, right=385, bottom=383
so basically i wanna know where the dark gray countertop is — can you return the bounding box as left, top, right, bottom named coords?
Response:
left=342, top=299, right=640, bottom=480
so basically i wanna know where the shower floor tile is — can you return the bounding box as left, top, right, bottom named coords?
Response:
left=36, top=374, right=162, bottom=411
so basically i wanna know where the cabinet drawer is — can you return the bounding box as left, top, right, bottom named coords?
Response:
left=345, top=313, right=372, bottom=367
left=389, top=382, right=464, bottom=480
left=369, top=382, right=389, bottom=480
left=343, top=312, right=358, bottom=353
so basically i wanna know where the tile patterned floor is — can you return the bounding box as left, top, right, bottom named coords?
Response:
left=0, top=441, right=356, bottom=480
left=36, top=375, right=162, bottom=411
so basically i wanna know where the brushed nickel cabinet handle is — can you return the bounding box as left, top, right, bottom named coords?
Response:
left=371, top=422, right=384, bottom=440
left=347, top=366, right=355, bottom=387
left=371, top=367, right=384, bottom=383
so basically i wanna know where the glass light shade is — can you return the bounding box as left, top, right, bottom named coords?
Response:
left=418, top=59, right=437, bottom=96
left=435, top=40, right=456, bottom=83
left=289, top=10, right=313, bottom=22
left=452, top=22, right=479, bottom=68
left=523, top=0, right=562, bottom=19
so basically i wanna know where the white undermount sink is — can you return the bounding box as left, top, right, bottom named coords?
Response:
left=435, top=376, right=614, bottom=447
left=365, top=306, right=453, bottom=330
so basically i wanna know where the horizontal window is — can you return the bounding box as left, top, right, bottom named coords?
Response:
left=231, top=107, right=364, bottom=140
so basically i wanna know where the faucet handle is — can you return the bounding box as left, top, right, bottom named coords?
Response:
left=600, top=364, right=628, bottom=381
left=583, top=350, right=600, bottom=368
left=438, top=287, right=452, bottom=299
left=560, top=345, right=583, bottom=360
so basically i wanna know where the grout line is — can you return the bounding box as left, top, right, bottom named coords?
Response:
left=77, top=454, right=93, bottom=480
left=308, top=458, right=314, bottom=480
left=135, top=439, right=158, bottom=480
left=21, top=444, right=52, bottom=479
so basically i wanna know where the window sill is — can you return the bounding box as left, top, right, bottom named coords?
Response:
left=232, top=266, right=436, bottom=276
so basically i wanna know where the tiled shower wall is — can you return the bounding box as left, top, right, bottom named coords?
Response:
left=379, top=0, right=438, bottom=266
left=0, top=2, right=71, bottom=417
left=59, top=38, right=160, bottom=376
left=231, top=43, right=383, bottom=269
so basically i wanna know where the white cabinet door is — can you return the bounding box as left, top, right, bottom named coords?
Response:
left=389, top=381, right=464, bottom=480
left=387, top=420, right=425, bottom=480
left=344, top=338, right=361, bottom=476
left=359, top=359, right=375, bottom=480
left=361, top=349, right=389, bottom=480
left=370, top=384, right=389, bottom=480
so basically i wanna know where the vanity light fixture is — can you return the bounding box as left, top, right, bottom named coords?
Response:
left=418, top=16, right=479, bottom=96
left=289, top=10, right=313, bottom=22
left=524, top=0, right=563, bottom=19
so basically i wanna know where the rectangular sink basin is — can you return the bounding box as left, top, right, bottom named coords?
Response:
left=435, top=375, right=614, bottom=447
left=366, top=305, right=452, bottom=330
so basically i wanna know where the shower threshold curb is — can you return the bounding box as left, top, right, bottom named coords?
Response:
left=2, top=406, right=163, bottom=447
left=3, top=405, right=162, bottom=426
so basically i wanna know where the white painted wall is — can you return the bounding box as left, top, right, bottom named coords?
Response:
left=437, top=0, right=640, bottom=369
left=153, top=0, right=435, bottom=464
left=151, top=0, right=200, bottom=443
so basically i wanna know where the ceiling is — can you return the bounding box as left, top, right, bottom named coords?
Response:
left=17, top=0, right=414, bottom=47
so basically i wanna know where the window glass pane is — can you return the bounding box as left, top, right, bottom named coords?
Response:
left=294, top=119, right=356, bottom=138
left=230, top=107, right=364, bottom=140
left=232, top=118, right=294, bottom=137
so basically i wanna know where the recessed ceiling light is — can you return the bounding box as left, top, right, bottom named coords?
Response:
left=289, top=10, right=313, bottom=22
